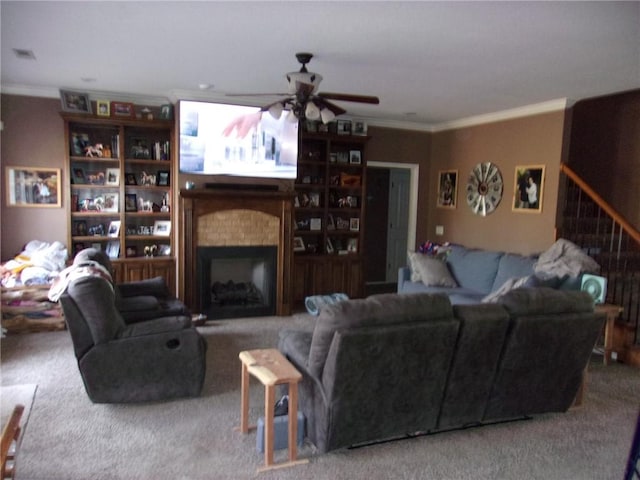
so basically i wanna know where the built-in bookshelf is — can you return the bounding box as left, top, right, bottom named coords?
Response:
left=62, top=113, right=175, bottom=285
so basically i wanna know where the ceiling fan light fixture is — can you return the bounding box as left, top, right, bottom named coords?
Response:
left=320, top=107, right=336, bottom=124
left=268, top=102, right=284, bottom=120
left=286, top=109, right=298, bottom=123
left=286, top=71, right=323, bottom=95
left=305, top=101, right=321, bottom=121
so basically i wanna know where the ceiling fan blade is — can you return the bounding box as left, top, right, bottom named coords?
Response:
left=315, top=98, right=347, bottom=116
left=318, top=92, right=380, bottom=104
left=226, top=93, right=289, bottom=97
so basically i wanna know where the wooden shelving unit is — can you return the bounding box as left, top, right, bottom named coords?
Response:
left=292, top=130, right=369, bottom=303
left=62, top=113, right=175, bottom=286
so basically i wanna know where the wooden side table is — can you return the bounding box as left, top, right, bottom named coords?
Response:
left=595, top=304, right=623, bottom=365
left=238, top=348, right=308, bottom=473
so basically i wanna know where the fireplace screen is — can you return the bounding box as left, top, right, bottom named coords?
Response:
left=197, top=246, right=277, bottom=319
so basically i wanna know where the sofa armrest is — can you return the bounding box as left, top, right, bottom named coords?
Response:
left=398, top=266, right=411, bottom=292
left=118, top=315, right=192, bottom=338
left=117, top=277, right=170, bottom=298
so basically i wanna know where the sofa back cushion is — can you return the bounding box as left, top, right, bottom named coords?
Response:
left=491, top=253, right=537, bottom=293
left=320, top=320, right=459, bottom=450
left=308, top=293, right=453, bottom=377
left=485, top=288, right=603, bottom=419
left=446, top=245, right=503, bottom=294
left=496, top=287, right=594, bottom=316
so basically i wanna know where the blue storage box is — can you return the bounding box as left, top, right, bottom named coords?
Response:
left=256, top=412, right=305, bottom=452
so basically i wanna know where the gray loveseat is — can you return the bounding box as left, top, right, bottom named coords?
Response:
left=278, top=288, right=603, bottom=453
left=398, top=242, right=597, bottom=304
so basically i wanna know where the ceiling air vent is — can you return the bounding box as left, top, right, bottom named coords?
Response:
left=13, top=48, right=36, bottom=60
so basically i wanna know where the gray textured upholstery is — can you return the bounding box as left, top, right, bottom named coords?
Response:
left=73, top=248, right=190, bottom=323
left=59, top=275, right=207, bottom=404
left=278, top=289, right=604, bottom=453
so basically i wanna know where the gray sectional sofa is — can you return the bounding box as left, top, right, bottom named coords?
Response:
left=278, top=288, right=604, bottom=453
left=397, top=242, right=595, bottom=304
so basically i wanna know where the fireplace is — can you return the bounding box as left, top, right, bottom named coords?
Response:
left=197, top=246, right=277, bottom=319
left=179, top=188, right=294, bottom=317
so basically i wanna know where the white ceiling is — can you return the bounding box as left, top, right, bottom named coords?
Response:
left=2, top=1, right=639, bottom=130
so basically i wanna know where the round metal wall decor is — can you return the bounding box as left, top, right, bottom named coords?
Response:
left=465, top=162, right=504, bottom=216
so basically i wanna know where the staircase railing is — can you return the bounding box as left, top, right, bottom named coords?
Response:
left=559, top=164, right=640, bottom=346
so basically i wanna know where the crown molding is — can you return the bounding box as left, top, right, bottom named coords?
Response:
left=429, top=99, right=568, bottom=132
left=1, top=84, right=567, bottom=132
left=0, top=84, right=170, bottom=106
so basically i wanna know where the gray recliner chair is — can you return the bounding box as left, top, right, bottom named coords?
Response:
left=59, top=274, right=207, bottom=403
left=73, top=248, right=190, bottom=323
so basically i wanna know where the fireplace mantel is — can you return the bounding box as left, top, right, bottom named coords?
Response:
left=179, top=188, right=295, bottom=316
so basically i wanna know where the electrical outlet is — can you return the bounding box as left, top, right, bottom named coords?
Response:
left=435, top=225, right=444, bottom=236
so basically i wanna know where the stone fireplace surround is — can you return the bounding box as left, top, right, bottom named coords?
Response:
left=179, top=188, right=295, bottom=317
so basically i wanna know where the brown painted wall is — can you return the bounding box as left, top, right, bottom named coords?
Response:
left=429, top=111, right=565, bottom=256
left=0, top=94, right=564, bottom=263
left=367, top=126, right=431, bottom=247
left=1, top=95, right=67, bottom=259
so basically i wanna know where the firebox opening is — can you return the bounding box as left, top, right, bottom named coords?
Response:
left=197, top=246, right=277, bottom=319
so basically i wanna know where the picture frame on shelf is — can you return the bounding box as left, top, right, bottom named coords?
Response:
left=125, top=172, right=137, bottom=185
left=59, top=90, right=92, bottom=114
left=72, top=168, right=86, bottom=185
left=326, top=238, right=335, bottom=254
left=5, top=166, right=61, bottom=207
left=513, top=165, right=545, bottom=213
left=347, top=238, right=358, bottom=253
left=106, top=241, right=120, bottom=260
left=105, top=168, right=120, bottom=186
left=337, top=152, right=349, bottom=164
left=111, top=101, right=134, bottom=118
left=107, top=220, right=121, bottom=237
left=156, top=170, right=170, bottom=187
left=436, top=169, right=458, bottom=209
left=310, top=218, right=322, bottom=231
left=159, top=104, right=173, bottom=120
left=336, top=120, right=352, bottom=135
left=293, top=237, right=306, bottom=252
left=124, top=193, right=138, bottom=212
left=309, top=192, right=320, bottom=207
left=102, top=193, right=119, bottom=212
left=158, top=244, right=171, bottom=256
left=71, top=133, right=90, bottom=156
left=327, top=213, right=336, bottom=230
left=96, top=100, right=110, bottom=117
left=353, top=121, right=367, bottom=136
left=349, top=150, right=362, bottom=165
left=72, top=220, right=87, bottom=236
left=153, top=220, right=171, bottom=236
left=349, top=218, right=360, bottom=231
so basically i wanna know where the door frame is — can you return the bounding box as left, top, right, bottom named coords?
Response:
left=368, top=161, right=419, bottom=255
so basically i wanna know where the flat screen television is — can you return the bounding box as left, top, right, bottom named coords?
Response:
left=178, top=100, right=298, bottom=179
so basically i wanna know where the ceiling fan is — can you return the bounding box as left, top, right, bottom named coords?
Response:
left=228, top=52, right=379, bottom=124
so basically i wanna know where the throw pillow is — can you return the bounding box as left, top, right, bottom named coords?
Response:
left=410, top=253, right=458, bottom=288
left=407, top=251, right=423, bottom=282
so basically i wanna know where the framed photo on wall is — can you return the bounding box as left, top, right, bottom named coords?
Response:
left=436, top=169, right=457, bottom=209
left=512, top=165, right=545, bottom=213
left=5, top=166, right=61, bottom=207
